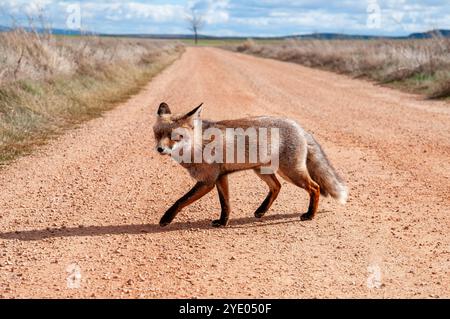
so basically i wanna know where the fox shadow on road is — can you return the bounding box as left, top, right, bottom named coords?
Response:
left=0, top=212, right=305, bottom=242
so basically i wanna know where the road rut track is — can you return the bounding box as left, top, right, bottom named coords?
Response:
left=0, top=48, right=448, bottom=298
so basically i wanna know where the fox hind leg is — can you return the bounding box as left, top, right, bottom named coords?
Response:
left=302, top=179, right=320, bottom=221
left=278, top=167, right=320, bottom=221
left=253, top=170, right=282, bottom=219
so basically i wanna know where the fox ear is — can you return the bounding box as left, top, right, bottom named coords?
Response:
left=183, top=103, right=203, bottom=121
left=157, top=102, right=171, bottom=116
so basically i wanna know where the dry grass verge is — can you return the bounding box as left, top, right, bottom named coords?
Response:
left=227, top=38, right=450, bottom=99
left=0, top=30, right=184, bottom=165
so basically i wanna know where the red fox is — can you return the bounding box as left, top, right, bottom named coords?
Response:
left=153, top=102, right=348, bottom=227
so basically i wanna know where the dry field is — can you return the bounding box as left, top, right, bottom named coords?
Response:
left=228, top=38, right=450, bottom=99
left=0, top=30, right=184, bottom=164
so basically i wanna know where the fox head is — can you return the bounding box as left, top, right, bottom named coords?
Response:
left=153, top=102, right=203, bottom=156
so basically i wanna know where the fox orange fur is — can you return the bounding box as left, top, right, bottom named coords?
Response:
left=153, top=103, right=348, bottom=227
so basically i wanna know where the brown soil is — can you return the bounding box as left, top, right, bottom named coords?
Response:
left=0, top=48, right=448, bottom=298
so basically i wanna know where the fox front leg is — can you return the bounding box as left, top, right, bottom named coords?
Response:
left=212, top=175, right=230, bottom=227
left=159, top=182, right=215, bottom=227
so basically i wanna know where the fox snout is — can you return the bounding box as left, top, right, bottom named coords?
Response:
left=154, top=133, right=174, bottom=155
left=156, top=144, right=172, bottom=155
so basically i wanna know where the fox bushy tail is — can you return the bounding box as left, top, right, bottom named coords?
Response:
left=306, top=134, right=348, bottom=204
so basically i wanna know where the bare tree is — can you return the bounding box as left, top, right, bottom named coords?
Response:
left=186, top=9, right=204, bottom=45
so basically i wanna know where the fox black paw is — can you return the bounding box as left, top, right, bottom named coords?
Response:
left=211, top=220, right=228, bottom=227
left=159, top=219, right=172, bottom=227
left=300, top=213, right=314, bottom=221
left=254, top=211, right=266, bottom=219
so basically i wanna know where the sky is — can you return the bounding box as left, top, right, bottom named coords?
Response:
left=0, top=0, right=449, bottom=36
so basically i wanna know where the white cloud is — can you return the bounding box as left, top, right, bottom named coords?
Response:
left=25, top=0, right=52, bottom=15
left=234, top=10, right=362, bottom=31
left=1, top=0, right=52, bottom=15
left=188, top=0, right=230, bottom=24
left=126, top=2, right=184, bottom=22
left=372, top=1, right=450, bottom=33
left=206, top=0, right=230, bottom=24
left=79, top=2, right=184, bottom=23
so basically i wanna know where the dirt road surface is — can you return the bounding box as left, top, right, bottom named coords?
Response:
left=0, top=48, right=449, bottom=298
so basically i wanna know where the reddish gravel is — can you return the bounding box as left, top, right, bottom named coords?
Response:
left=0, top=47, right=448, bottom=298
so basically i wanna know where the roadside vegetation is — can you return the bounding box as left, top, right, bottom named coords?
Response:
left=226, top=38, right=450, bottom=99
left=0, top=29, right=184, bottom=165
